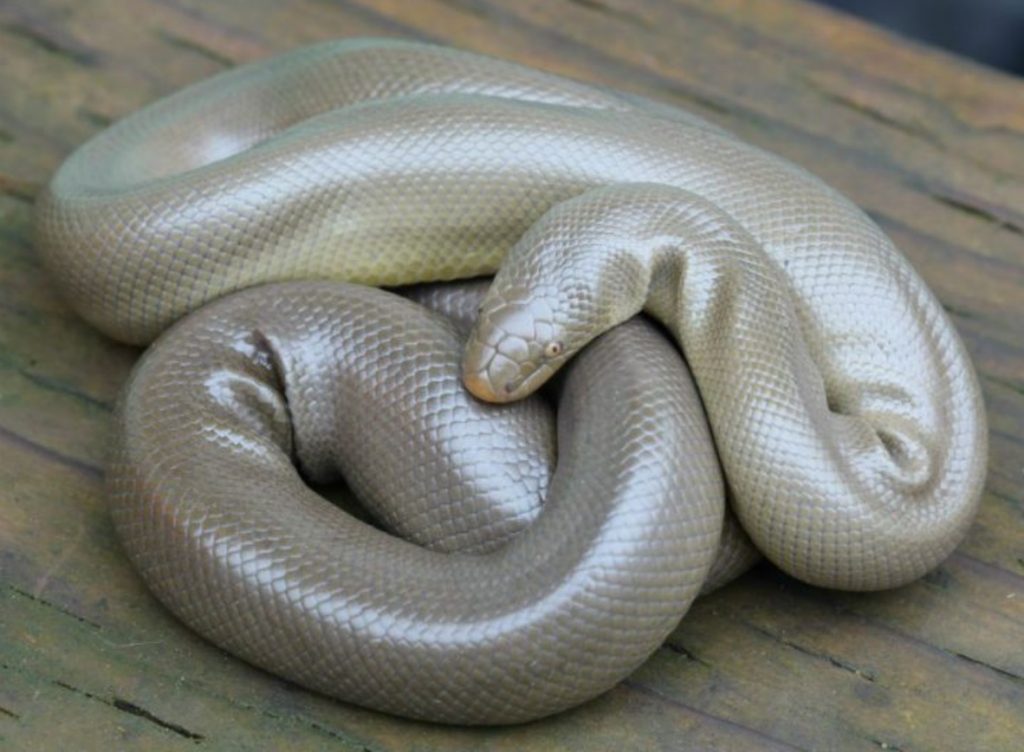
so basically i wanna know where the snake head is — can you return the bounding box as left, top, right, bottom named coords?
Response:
left=461, top=256, right=633, bottom=405
left=462, top=187, right=668, bottom=404
left=462, top=282, right=579, bottom=403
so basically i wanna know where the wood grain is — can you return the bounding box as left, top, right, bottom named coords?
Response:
left=1, top=0, right=1021, bottom=749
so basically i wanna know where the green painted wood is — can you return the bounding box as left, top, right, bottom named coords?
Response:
left=1, top=1, right=1021, bottom=749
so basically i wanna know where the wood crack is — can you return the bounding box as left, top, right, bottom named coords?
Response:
left=13, top=365, right=115, bottom=413
left=654, top=82, right=734, bottom=117
left=431, top=0, right=489, bottom=20
left=809, top=87, right=939, bottom=145
left=112, top=698, right=204, bottom=741
left=3, top=653, right=377, bottom=749
left=52, top=679, right=204, bottom=741
left=951, top=551, right=1024, bottom=587
left=0, top=21, right=98, bottom=66
left=951, top=651, right=1024, bottom=683
left=930, top=193, right=1024, bottom=237
left=154, top=29, right=235, bottom=68
left=984, top=374, right=1024, bottom=397
left=745, top=623, right=878, bottom=682
left=0, top=423, right=103, bottom=480
left=941, top=302, right=975, bottom=321
left=7, top=584, right=103, bottom=630
left=661, top=639, right=711, bottom=667
left=317, top=0, right=442, bottom=44
left=564, top=0, right=655, bottom=32
left=622, top=679, right=805, bottom=750
left=230, top=699, right=377, bottom=747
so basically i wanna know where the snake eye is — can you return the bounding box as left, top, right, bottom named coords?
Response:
left=543, top=341, right=564, bottom=358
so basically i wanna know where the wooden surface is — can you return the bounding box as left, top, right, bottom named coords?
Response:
left=1, top=0, right=1022, bottom=749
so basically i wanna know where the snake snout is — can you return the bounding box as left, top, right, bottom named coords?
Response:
left=462, top=302, right=554, bottom=403
left=461, top=328, right=534, bottom=403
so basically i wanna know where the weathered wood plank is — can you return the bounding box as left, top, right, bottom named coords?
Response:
left=1, top=0, right=1021, bottom=749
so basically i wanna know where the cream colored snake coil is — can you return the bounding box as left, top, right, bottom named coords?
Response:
left=34, top=39, right=987, bottom=725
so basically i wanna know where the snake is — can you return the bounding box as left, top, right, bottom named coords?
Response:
left=33, top=39, right=988, bottom=725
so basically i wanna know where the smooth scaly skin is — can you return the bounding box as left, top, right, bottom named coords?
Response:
left=34, top=39, right=719, bottom=344
left=109, top=281, right=724, bottom=724
left=34, top=39, right=987, bottom=722
left=405, top=280, right=761, bottom=591
left=464, top=184, right=987, bottom=589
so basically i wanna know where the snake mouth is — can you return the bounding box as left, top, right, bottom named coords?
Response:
left=463, top=363, right=554, bottom=404
left=463, top=370, right=503, bottom=402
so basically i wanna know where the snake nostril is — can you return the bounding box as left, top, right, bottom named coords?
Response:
left=504, top=382, right=517, bottom=395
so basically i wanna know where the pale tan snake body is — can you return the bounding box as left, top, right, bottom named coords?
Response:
left=34, top=39, right=987, bottom=724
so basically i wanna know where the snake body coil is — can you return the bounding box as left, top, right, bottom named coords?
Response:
left=35, top=39, right=987, bottom=724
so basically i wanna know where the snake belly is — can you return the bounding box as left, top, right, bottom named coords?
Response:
left=34, top=39, right=988, bottom=724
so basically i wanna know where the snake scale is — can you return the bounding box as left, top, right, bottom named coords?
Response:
left=34, top=39, right=987, bottom=725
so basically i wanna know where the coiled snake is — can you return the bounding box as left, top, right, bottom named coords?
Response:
left=34, top=39, right=987, bottom=725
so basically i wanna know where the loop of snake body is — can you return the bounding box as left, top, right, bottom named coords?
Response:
left=34, top=39, right=988, bottom=725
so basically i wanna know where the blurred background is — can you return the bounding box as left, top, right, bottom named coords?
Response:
left=816, top=0, right=1024, bottom=75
